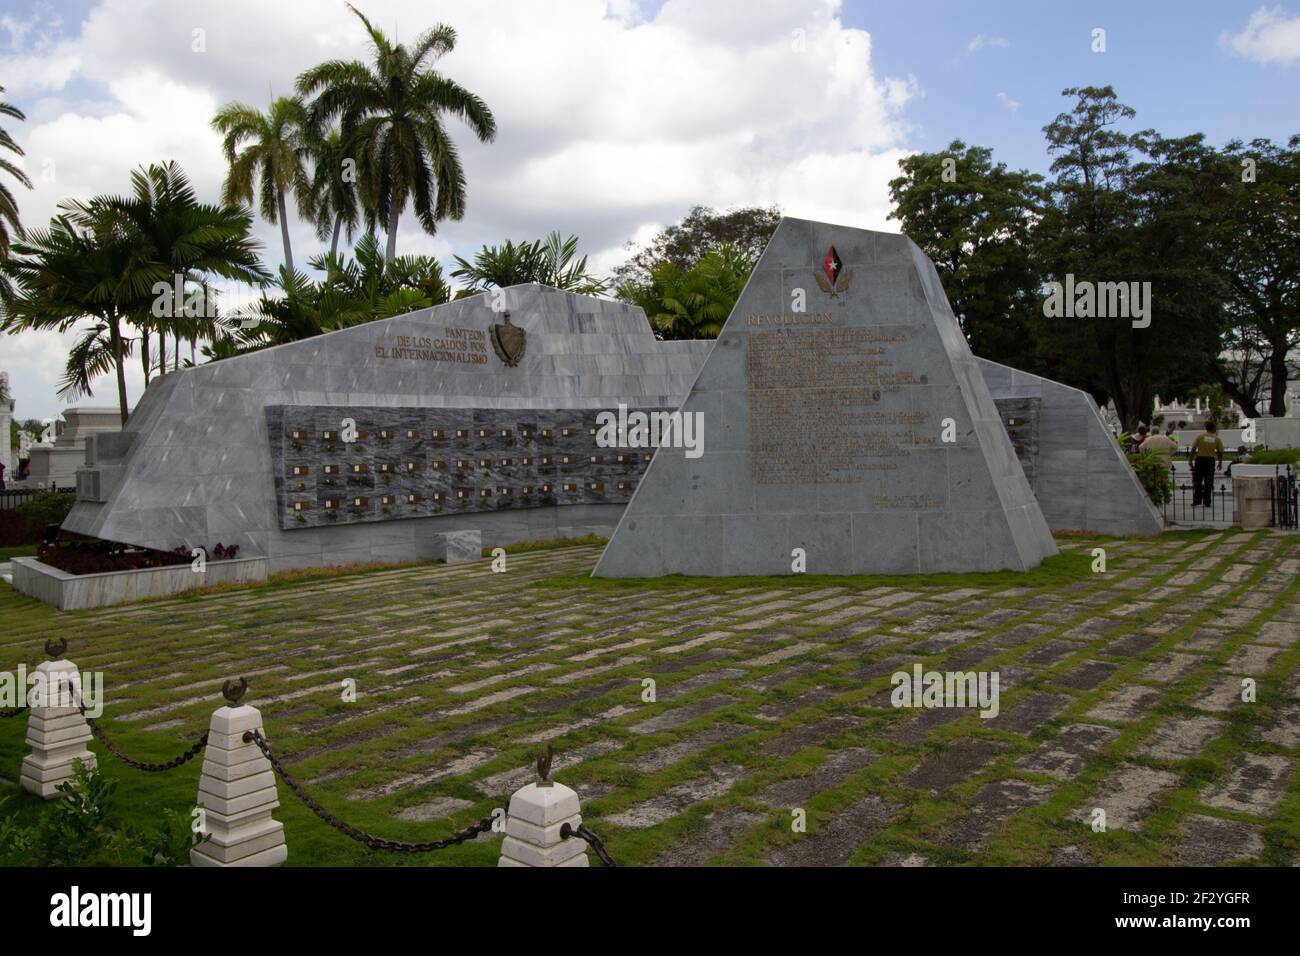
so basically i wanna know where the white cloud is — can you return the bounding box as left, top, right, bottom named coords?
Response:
left=1, top=0, right=919, bottom=420
left=0, top=2, right=81, bottom=94
left=967, top=34, right=1010, bottom=53
left=996, top=91, right=1021, bottom=112
left=1220, top=6, right=1300, bottom=66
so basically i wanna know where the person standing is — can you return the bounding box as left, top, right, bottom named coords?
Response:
left=1190, top=421, right=1224, bottom=508
left=1140, top=425, right=1176, bottom=465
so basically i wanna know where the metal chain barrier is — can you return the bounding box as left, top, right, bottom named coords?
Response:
left=87, top=720, right=209, bottom=773
left=563, top=820, right=618, bottom=866
left=245, top=729, right=495, bottom=853
left=64, top=680, right=208, bottom=773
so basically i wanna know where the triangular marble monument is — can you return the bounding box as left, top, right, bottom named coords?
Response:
left=594, top=218, right=1058, bottom=577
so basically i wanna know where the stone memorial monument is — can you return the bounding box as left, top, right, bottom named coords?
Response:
left=978, top=360, right=1164, bottom=536
left=55, top=227, right=1159, bottom=584
left=64, top=286, right=711, bottom=572
left=595, top=218, right=1060, bottom=577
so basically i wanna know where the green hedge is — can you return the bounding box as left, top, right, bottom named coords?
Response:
left=1246, top=448, right=1300, bottom=466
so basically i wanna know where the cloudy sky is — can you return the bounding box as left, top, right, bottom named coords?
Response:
left=1, top=0, right=1297, bottom=422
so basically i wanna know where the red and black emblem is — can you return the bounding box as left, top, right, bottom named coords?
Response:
left=815, top=245, right=852, bottom=296
left=822, top=246, right=842, bottom=286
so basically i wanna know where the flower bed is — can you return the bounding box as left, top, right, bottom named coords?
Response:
left=35, top=537, right=240, bottom=575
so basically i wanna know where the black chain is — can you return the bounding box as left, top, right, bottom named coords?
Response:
left=245, top=729, right=496, bottom=853
left=87, top=720, right=209, bottom=772
left=563, top=821, right=618, bottom=866
left=61, top=681, right=208, bottom=772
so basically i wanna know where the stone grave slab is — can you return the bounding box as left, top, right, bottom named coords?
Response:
left=1015, top=724, right=1121, bottom=779
left=1177, top=814, right=1264, bottom=866
left=768, top=794, right=900, bottom=867
left=1200, top=753, right=1293, bottom=816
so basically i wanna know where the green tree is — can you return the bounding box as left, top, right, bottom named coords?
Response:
left=97, top=161, right=268, bottom=380
left=1033, top=87, right=1219, bottom=430
left=1214, top=137, right=1300, bottom=418
left=888, top=141, right=1047, bottom=373
left=216, top=232, right=450, bottom=355
left=212, top=95, right=315, bottom=273
left=1, top=208, right=140, bottom=423
left=297, top=3, right=497, bottom=262
left=612, top=204, right=780, bottom=287
left=451, top=232, right=607, bottom=294
left=617, top=244, right=750, bottom=339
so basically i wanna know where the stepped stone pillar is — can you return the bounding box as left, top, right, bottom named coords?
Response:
left=191, top=703, right=287, bottom=867
left=21, top=658, right=96, bottom=799
left=499, top=779, right=588, bottom=867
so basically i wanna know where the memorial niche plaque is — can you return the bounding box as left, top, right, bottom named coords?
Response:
left=747, top=325, right=930, bottom=486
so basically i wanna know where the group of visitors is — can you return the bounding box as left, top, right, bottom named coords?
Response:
left=1132, top=420, right=1226, bottom=509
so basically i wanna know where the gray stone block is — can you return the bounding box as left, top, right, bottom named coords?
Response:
left=425, top=530, right=482, bottom=564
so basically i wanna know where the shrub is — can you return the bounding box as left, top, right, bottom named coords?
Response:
left=1128, top=450, right=1174, bottom=506
left=15, top=491, right=76, bottom=526
left=0, top=761, right=204, bottom=867
left=1246, top=448, right=1300, bottom=466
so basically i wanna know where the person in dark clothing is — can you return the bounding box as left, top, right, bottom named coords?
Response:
left=1190, top=421, right=1224, bottom=508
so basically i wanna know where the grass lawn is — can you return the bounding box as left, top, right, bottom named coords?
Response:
left=0, top=545, right=37, bottom=561
left=0, top=529, right=1296, bottom=867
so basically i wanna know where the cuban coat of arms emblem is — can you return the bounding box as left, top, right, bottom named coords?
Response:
left=490, top=311, right=527, bottom=367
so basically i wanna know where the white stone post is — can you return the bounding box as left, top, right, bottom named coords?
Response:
left=21, top=659, right=96, bottom=798
left=190, top=704, right=287, bottom=867
left=498, top=778, right=589, bottom=867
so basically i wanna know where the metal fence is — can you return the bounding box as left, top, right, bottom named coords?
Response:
left=1163, top=467, right=1236, bottom=524
left=1162, top=464, right=1299, bottom=529
left=0, top=486, right=74, bottom=511
left=1271, top=465, right=1298, bottom=530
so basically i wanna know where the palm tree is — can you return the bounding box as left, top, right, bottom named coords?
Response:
left=297, top=3, right=496, bottom=262
left=1, top=208, right=140, bottom=423
left=216, top=232, right=450, bottom=355
left=212, top=96, right=314, bottom=273
left=95, top=161, right=268, bottom=376
left=451, top=232, right=608, bottom=294
left=0, top=85, right=33, bottom=293
left=307, top=127, right=361, bottom=260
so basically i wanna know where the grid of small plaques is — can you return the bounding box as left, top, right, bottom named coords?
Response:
left=266, top=405, right=665, bottom=530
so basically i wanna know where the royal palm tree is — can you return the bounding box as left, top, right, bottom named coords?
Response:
left=0, top=85, right=33, bottom=291
left=307, top=126, right=361, bottom=260
left=212, top=96, right=314, bottom=273
left=297, top=3, right=496, bottom=262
